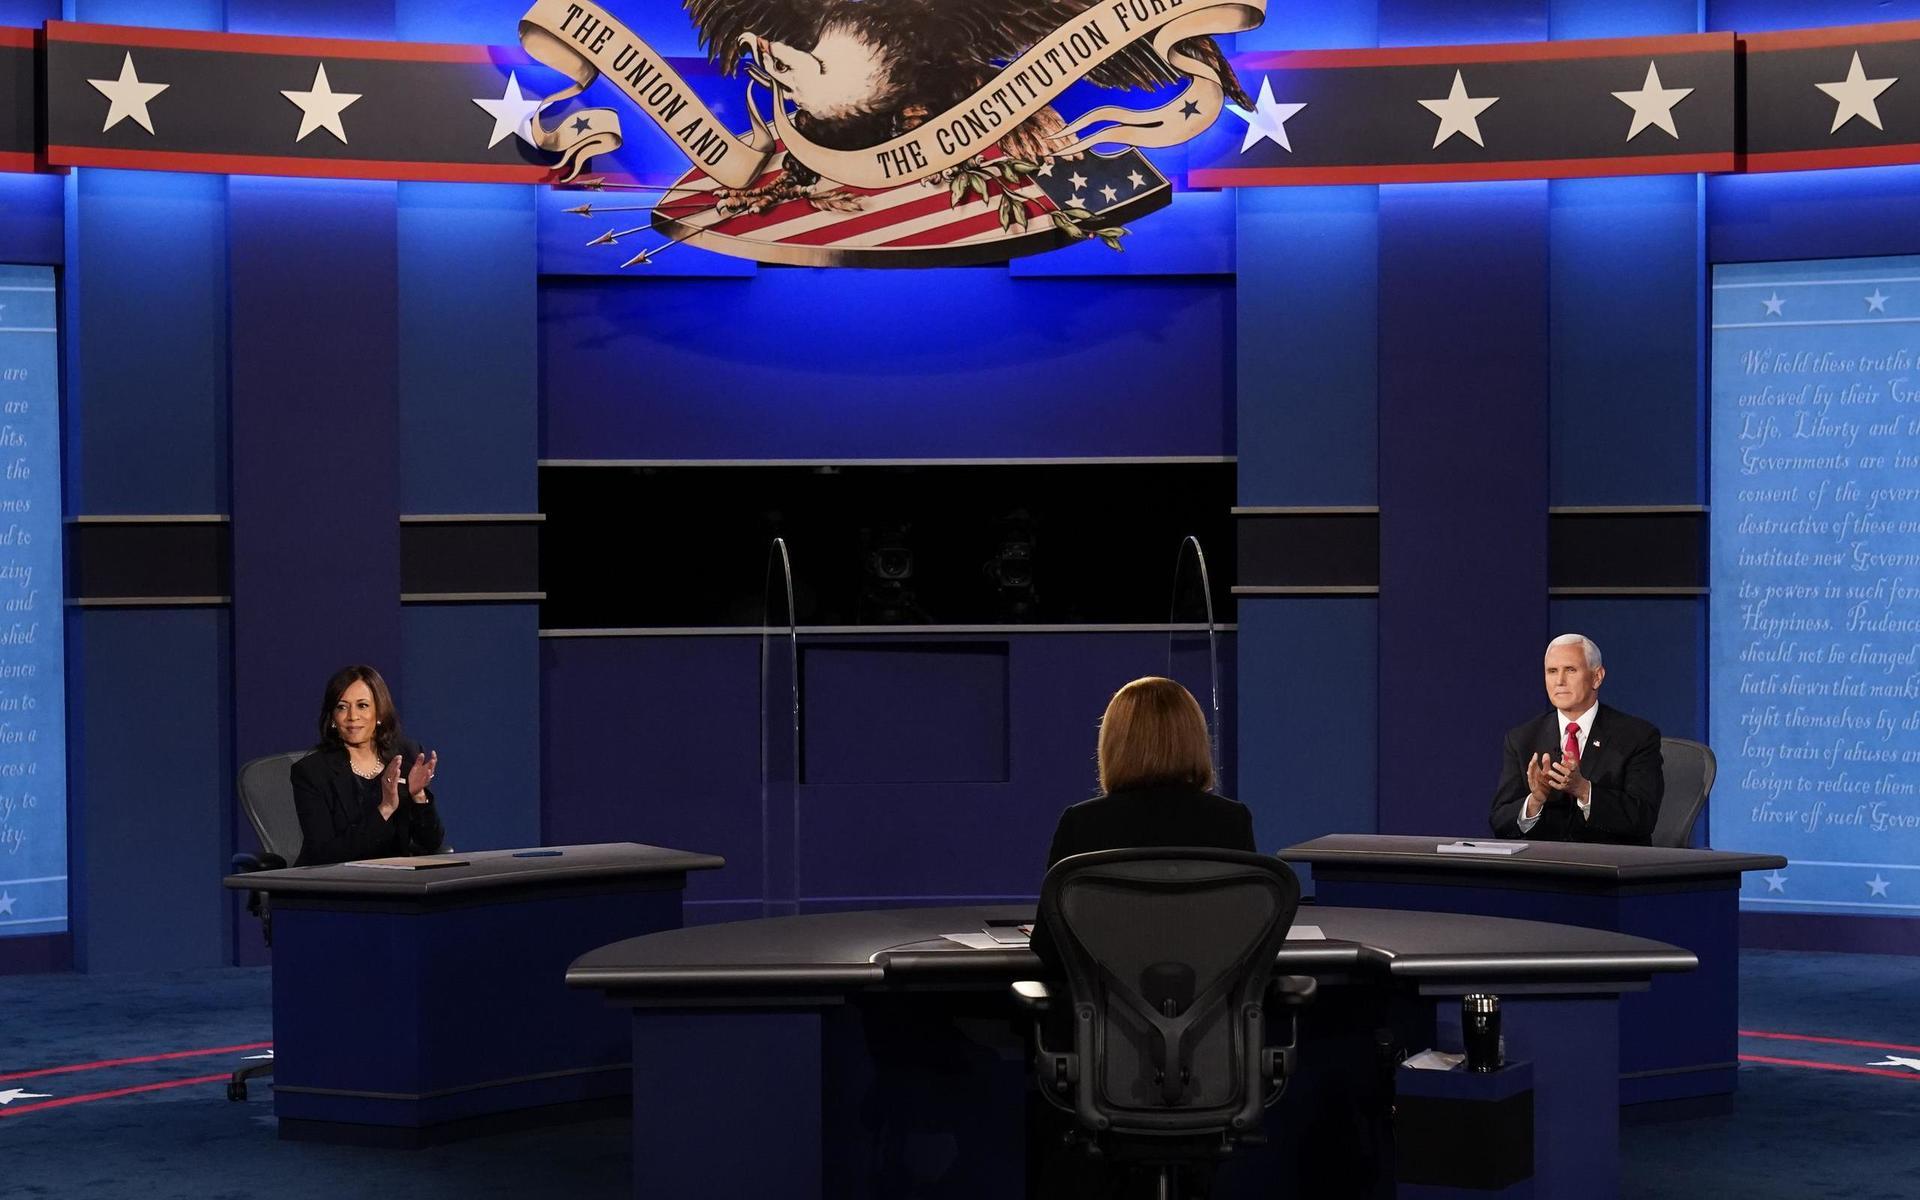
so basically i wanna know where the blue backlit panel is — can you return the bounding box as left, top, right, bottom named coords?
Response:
left=0, top=264, right=68, bottom=939
left=1711, top=253, right=1920, bottom=915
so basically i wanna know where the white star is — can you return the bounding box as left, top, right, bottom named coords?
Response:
left=88, top=53, right=169, bottom=135
left=1419, top=70, right=1499, bottom=149
left=1036, top=159, right=1054, bottom=177
left=0, top=1088, right=51, bottom=1105
left=1099, top=183, right=1118, bottom=202
left=1612, top=61, right=1693, bottom=141
left=1067, top=171, right=1088, bottom=191
left=1762, top=293, right=1786, bottom=316
left=0, top=890, right=13, bottom=916
left=1866, top=288, right=1890, bottom=312
left=1229, top=75, right=1308, bottom=153
left=1125, top=169, right=1146, bottom=190
left=1868, top=1055, right=1920, bottom=1071
left=1068, top=193, right=1086, bottom=208
left=1763, top=869, right=1788, bottom=892
left=1816, top=52, right=1897, bottom=134
left=1868, top=874, right=1892, bottom=896
left=282, top=64, right=362, bottom=145
left=471, top=72, right=545, bottom=149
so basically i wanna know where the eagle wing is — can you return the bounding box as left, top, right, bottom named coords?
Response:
left=953, top=0, right=1251, bottom=107
left=683, top=0, right=831, bottom=74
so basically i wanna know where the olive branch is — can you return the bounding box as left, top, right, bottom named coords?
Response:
left=944, top=157, right=1129, bottom=252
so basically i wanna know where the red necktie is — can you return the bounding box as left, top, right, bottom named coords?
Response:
left=1564, top=722, right=1581, bottom=762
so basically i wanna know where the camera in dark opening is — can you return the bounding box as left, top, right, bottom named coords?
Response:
left=859, top=524, right=931, bottom=624
left=984, top=510, right=1039, bottom=620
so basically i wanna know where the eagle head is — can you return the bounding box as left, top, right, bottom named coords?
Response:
left=759, top=23, right=904, bottom=121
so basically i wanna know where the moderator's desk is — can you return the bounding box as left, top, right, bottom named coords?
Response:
left=1283, top=836, right=1786, bottom=1108
left=225, top=842, right=724, bottom=1144
left=570, top=904, right=1694, bottom=1200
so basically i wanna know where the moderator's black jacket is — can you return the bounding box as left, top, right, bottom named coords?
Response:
left=1034, top=783, right=1258, bottom=967
left=1488, top=703, right=1663, bottom=846
left=291, top=737, right=445, bottom=866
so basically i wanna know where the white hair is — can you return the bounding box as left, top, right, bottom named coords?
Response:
left=1547, top=633, right=1602, bottom=670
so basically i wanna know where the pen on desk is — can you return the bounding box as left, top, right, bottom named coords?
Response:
left=512, top=850, right=563, bottom=858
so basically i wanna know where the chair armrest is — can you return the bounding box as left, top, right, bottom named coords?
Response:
left=1267, top=974, right=1317, bottom=1008
left=1010, top=979, right=1052, bottom=1014
left=230, top=852, right=286, bottom=874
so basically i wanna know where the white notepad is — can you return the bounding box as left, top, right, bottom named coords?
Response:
left=1437, top=841, right=1528, bottom=856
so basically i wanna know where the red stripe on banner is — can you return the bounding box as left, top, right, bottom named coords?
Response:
left=1237, top=31, right=1731, bottom=71
left=1742, top=21, right=1920, bottom=53
left=0, top=1041, right=272, bottom=1083
left=1742, top=144, right=1920, bottom=173
left=0, top=151, right=44, bottom=174
left=0, top=26, right=36, bottom=48
left=0, top=1072, right=232, bottom=1118
left=783, top=191, right=963, bottom=245
left=45, top=19, right=518, bottom=64
left=46, top=145, right=553, bottom=182
left=1740, top=1030, right=1920, bottom=1055
left=876, top=197, right=1050, bottom=248
left=1740, top=1054, right=1920, bottom=1080
left=1189, top=151, right=1734, bottom=187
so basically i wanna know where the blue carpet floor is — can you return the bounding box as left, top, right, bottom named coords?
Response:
left=3, top=950, right=1917, bottom=1198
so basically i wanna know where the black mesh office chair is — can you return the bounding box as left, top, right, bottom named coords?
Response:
left=226, top=750, right=307, bottom=1100
left=1013, top=848, right=1315, bottom=1200
left=1654, top=737, right=1716, bottom=848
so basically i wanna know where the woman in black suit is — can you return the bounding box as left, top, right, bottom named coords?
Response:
left=1042, top=676, right=1255, bottom=881
left=291, top=664, right=445, bottom=866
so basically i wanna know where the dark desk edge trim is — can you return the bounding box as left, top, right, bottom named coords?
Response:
left=274, top=1063, right=627, bottom=1101
left=399, top=513, right=546, bottom=523
left=1392, top=951, right=1695, bottom=978
left=67, top=513, right=229, bottom=524
left=567, top=964, right=887, bottom=989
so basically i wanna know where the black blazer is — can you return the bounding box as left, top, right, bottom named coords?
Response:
left=1033, top=783, right=1258, bottom=967
left=1488, top=703, right=1663, bottom=846
left=291, top=736, right=446, bottom=866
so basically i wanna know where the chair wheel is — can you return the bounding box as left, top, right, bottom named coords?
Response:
left=228, top=1081, right=247, bottom=1101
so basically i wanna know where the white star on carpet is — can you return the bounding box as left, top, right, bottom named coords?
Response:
left=1612, top=61, right=1693, bottom=141
left=1816, top=51, right=1897, bottom=134
left=1126, top=169, right=1146, bottom=190
left=1419, top=70, right=1499, bottom=149
left=282, top=63, right=362, bottom=144
left=1763, top=869, right=1787, bottom=892
left=1867, top=874, right=1892, bottom=897
left=0, top=890, right=13, bottom=916
left=1230, top=75, right=1307, bottom=153
left=1099, top=183, right=1118, bottom=202
left=0, top=1088, right=51, bottom=1105
left=1068, top=193, right=1085, bottom=208
left=1067, top=171, right=1088, bottom=191
left=472, top=72, right=544, bottom=148
left=88, top=53, right=169, bottom=135
left=1762, top=293, right=1786, bottom=316
left=1867, top=1055, right=1920, bottom=1071
left=1866, top=288, right=1890, bottom=312
left=1035, top=160, right=1054, bottom=176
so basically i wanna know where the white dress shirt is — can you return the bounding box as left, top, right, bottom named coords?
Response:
left=1516, top=701, right=1598, bottom=833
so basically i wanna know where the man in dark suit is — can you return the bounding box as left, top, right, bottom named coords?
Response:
left=1490, top=634, right=1663, bottom=845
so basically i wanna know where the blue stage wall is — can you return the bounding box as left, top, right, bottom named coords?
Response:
left=26, top=0, right=1920, bottom=970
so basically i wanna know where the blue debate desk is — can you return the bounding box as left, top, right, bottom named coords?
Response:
left=223, top=842, right=723, bottom=1145
left=569, top=904, right=1694, bottom=1200
left=1282, top=836, right=1786, bottom=1108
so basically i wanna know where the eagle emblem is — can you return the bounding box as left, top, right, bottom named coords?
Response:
left=518, top=0, right=1265, bottom=265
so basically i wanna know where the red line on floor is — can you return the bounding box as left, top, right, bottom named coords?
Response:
left=1739, top=1054, right=1920, bottom=1081
left=1739, top=1030, right=1920, bottom=1055
left=0, top=1072, right=232, bottom=1117
left=0, top=1042, right=271, bottom=1083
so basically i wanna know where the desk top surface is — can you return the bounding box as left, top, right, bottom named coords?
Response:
left=222, top=842, right=726, bottom=897
left=1283, top=835, right=1786, bottom=881
left=567, top=903, right=1696, bottom=1001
